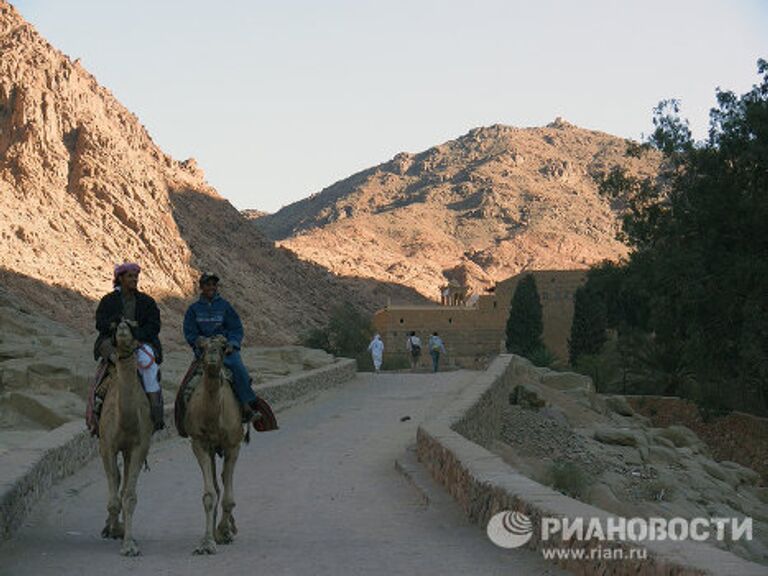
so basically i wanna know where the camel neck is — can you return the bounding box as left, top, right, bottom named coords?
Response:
left=200, top=369, right=224, bottom=424
left=202, top=369, right=223, bottom=397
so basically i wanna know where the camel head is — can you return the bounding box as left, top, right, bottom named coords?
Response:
left=199, top=335, right=228, bottom=377
left=114, top=319, right=138, bottom=357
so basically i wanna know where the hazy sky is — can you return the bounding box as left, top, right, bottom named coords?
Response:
left=14, top=1, right=768, bottom=212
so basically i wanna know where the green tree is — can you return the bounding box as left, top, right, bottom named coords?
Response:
left=593, top=59, right=768, bottom=414
left=568, top=286, right=607, bottom=366
left=301, top=305, right=372, bottom=359
left=505, top=274, right=543, bottom=356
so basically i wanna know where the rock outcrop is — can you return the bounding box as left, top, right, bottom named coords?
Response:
left=254, top=123, right=659, bottom=299
left=493, top=369, right=768, bottom=564
left=0, top=1, right=426, bottom=345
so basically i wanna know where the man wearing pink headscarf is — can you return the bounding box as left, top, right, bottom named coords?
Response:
left=92, top=262, right=165, bottom=432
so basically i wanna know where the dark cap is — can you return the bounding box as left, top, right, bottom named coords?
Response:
left=199, top=272, right=220, bottom=285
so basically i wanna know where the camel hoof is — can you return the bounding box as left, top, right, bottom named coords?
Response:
left=102, top=522, right=124, bottom=539
left=120, top=538, right=141, bottom=557
left=194, top=539, right=217, bottom=555
left=215, top=527, right=234, bottom=545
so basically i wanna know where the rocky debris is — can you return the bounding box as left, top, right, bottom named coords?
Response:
left=630, top=395, right=768, bottom=485
left=254, top=120, right=659, bottom=300
left=489, top=364, right=768, bottom=565
left=498, top=405, right=607, bottom=475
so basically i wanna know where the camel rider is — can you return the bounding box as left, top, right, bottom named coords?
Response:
left=183, top=272, right=264, bottom=423
left=93, top=262, right=165, bottom=431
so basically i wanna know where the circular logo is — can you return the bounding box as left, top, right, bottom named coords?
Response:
left=487, top=511, right=533, bottom=548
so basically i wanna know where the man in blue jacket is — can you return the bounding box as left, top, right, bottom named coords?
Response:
left=183, top=272, right=264, bottom=423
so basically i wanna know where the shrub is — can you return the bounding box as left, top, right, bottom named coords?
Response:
left=528, top=346, right=557, bottom=368
left=547, top=461, right=590, bottom=499
left=300, top=305, right=373, bottom=359
left=574, top=351, right=620, bottom=394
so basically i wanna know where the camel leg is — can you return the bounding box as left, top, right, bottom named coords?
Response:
left=212, top=450, right=221, bottom=538
left=100, top=448, right=123, bottom=539
left=119, top=449, right=130, bottom=513
left=192, top=441, right=217, bottom=555
left=119, top=447, right=145, bottom=556
left=215, top=445, right=240, bottom=544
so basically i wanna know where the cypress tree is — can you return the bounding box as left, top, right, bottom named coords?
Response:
left=568, top=286, right=607, bottom=366
left=505, top=274, right=543, bottom=356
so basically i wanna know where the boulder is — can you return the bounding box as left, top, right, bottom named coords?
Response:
left=508, top=384, right=546, bottom=410
left=593, top=426, right=638, bottom=447
left=540, top=371, right=594, bottom=393
left=720, top=461, right=761, bottom=486
left=653, top=425, right=708, bottom=455
left=646, top=444, right=681, bottom=466
left=651, top=434, right=676, bottom=449
left=604, top=395, right=634, bottom=417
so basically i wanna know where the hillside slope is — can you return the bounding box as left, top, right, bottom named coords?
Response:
left=0, top=1, right=423, bottom=346
left=254, top=120, right=658, bottom=299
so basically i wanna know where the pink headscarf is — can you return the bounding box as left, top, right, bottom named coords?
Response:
left=113, top=262, right=141, bottom=286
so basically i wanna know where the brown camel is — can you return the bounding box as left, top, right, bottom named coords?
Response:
left=98, top=319, right=153, bottom=556
left=184, top=335, right=246, bottom=555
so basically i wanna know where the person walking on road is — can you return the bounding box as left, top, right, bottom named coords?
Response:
left=405, top=331, right=422, bottom=371
left=368, top=333, right=385, bottom=373
left=428, top=332, right=446, bottom=373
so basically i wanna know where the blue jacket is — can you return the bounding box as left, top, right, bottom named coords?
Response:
left=183, top=295, right=244, bottom=352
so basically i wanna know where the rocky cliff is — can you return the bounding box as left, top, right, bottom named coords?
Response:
left=0, top=1, right=423, bottom=346
left=255, top=119, right=659, bottom=299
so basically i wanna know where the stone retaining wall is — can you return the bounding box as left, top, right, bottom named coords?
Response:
left=255, top=358, right=356, bottom=406
left=416, top=354, right=765, bottom=576
left=0, top=358, right=356, bottom=540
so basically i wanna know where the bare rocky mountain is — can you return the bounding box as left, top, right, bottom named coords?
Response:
left=241, top=208, right=269, bottom=220
left=0, top=1, right=424, bottom=348
left=254, top=120, right=659, bottom=299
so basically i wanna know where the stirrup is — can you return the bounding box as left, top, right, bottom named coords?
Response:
left=241, top=405, right=264, bottom=425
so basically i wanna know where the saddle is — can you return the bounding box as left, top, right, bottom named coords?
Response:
left=85, top=360, right=158, bottom=437
left=86, top=360, right=110, bottom=436
left=174, top=359, right=215, bottom=438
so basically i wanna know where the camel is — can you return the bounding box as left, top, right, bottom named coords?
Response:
left=98, top=319, right=153, bottom=556
left=184, top=334, right=247, bottom=555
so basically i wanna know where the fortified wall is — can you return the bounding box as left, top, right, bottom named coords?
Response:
left=373, top=269, right=586, bottom=367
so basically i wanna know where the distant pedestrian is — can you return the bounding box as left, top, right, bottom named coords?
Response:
left=368, top=334, right=384, bottom=373
left=428, top=332, right=446, bottom=373
left=406, top=331, right=422, bottom=371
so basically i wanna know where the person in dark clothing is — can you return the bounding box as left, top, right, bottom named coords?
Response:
left=92, top=262, right=165, bottom=431
left=183, top=272, right=265, bottom=425
left=428, top=332, right=446, bottom=373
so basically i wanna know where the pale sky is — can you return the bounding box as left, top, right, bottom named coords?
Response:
left=13, top=0, right=768, bottom=212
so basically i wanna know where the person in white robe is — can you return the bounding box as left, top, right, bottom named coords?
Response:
left=368, top=334, right=384, bottom=372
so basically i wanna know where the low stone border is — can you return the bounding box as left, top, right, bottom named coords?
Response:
left=416, top=354, right=765, bottom=576
left=0, top=358, right=356, bottom=540
left=255, top=358, right=356, bottom=406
